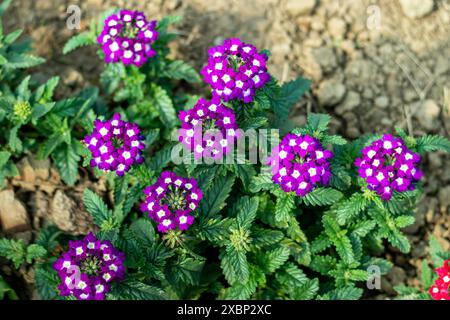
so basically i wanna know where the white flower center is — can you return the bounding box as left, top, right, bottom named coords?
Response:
left=367, top=150, right=376, bottom=159
left=383, top=141, right=393, bottom=149
left=300, top=141, right=309, bottom=150
left=99, top=127, right=108, bottom=136
left=308, top=168, right=317, bottom=176
left=109, top=42, right=119, bottom=52
left=179, top=216, right=188, bottom=224
left=376, top=172, right=384, bottom=181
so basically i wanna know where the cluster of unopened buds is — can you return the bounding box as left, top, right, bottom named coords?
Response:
left=201, top=38, right=271, bottom=103
left=84, top=113, right=145, bottom=176
left=178, top=97, right=240, bottom=160
left=354, top=134, right=423, bottom=201
left=429, top=259, right=450, bottom=300
left=98, top=10, right=158, bottom=66
left=268, top=134, right=333, bottom=197
left=53, top=233, right=125, bottom=300
left=140, top=171, right=202, bottom=233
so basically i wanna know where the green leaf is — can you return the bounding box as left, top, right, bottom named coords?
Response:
left=157, top=15, right=182, bottom=32
left=273, top=78, right=311, bottom=119
left=351, top=220, right=376, bottom=238
left=302, top=187, right=343, bottom=206
left=387, top=230, right=410, bottom=253
left=162, top=60, right=201, bottom=83
left=151, top=85, right=177, bottom=128
left=108, top=280, right=168, bottom=300
left=322, top=286, right=363, bottom=300
left=36, top=225, right=61, bottom=252
left=145, top=128, right=160, bottom=146
left=274, top=191, right=295, bottom=223
left=197, top=217, right=232, bottom=243
left=393, top=284, right=420, bottom=299
left=0, top=238, right=25, bottom=268
left=0, top=275, right=18, bottom=300
left=83, top=189, right=114, bottom=229
left=235, top=196, right=258, bottom=229
left=220, top=248, right=249, bottom=285
left=4, top=30, right=22, bottom=46
left=201, top=174, right=235, bottom=216
left=310, top=255, right=337, bottom=274
left=8, top=125, right=23, bottom=154
left=311, top=233, right=332, bottom=253
left=221, top=267, right=259, bottom=300
left=429, top=235, right=450, bottom=266
left=25, top=244, right=47, bottom=263
left=128, top=218, right=155, bottom=247
left=0, top=0, right=11, bottom=16
left=249, top=170, right=274, bottom=193
left=322, top=215, right=354, bottom=264
left=149, top=143, right=175, bottom=171
left=231, top=164, right=256, bottom=190
left=40, top=130, right=67, bottom=159
left=335, top=193, right=368, bottom=225
left=7, top=54, right=45, bottom=69
left=16, top=75, right=31, bottom=100
left=52, top=142, right=80, bottom=186
left=34, top=267, right=59, bottom=300
left=307, top=113, right=331, bottom=133
left=421, top=260, right=434, bottom=289
left=289, top=278, right=319, bottom=300
left=168, top=257, right=205, bottom=286
left=34, top=76, right=60, bottom=103
left=415, top=135, right=450, bottom=154
left=258, top=245, right=290, bottom=273
left=322, top=134, right=347, bottom=146
left=251, top=227, right=284, bottom=248
left=63, top=32, right=94, bottom=54
left=395, top=215, right=415, bottom=228
left=276, top=263, right=307, bottom=287
left=0, top=151, right=11, bottom=168
left=32, top=102, right=55, bottom=121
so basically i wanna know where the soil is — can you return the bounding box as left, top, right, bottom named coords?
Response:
left=1, top=0, right=449, bottom=299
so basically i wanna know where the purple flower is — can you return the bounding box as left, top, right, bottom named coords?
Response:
left=97, top=10, right=158, bottom=67
left=53, top=232, right=125, bottom=300
left=83, top=113, right=145, bottom=176
left=201, top=38, right=270, bottom=104
left=354, top=134, right=423, bottom=201
left=140, top=171, right=202, bottom=233
left=178, top=97, right=240, bottom=160
left=268, top=134, right=333, bottom=197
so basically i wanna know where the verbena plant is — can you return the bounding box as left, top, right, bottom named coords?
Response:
left=0, top=5, right=449, bottom=300
left=395, top=236, right=450, bottom=300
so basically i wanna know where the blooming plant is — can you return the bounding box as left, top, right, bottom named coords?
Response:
left=84, top=113, right=145, bottom=176
left=394, top=236, right=450, bottom=300
left=53, top=233, right=125, bottom=300
left=140, top=171, right=202, bottom=232
left=0, top=2, right=450, bottom=301
left=98, top=10, right=158, bottom=66
left=201, top=38, right=270, bottom=103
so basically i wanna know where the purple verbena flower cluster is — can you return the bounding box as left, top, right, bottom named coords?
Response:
left=97, top=10, right=158, bottom=67
left=53, top=232, right=125, bottom=300
left=268, top=134, right=333, bottom=197
left=178, top=97, right=240, bottom=160
left=201, top=38, right=270, bottom=104
left=140, top=171, right=202, bottom=233
left=84, top=113, right=145, bottom=176
left=354, top=134, right=423, bottom=201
